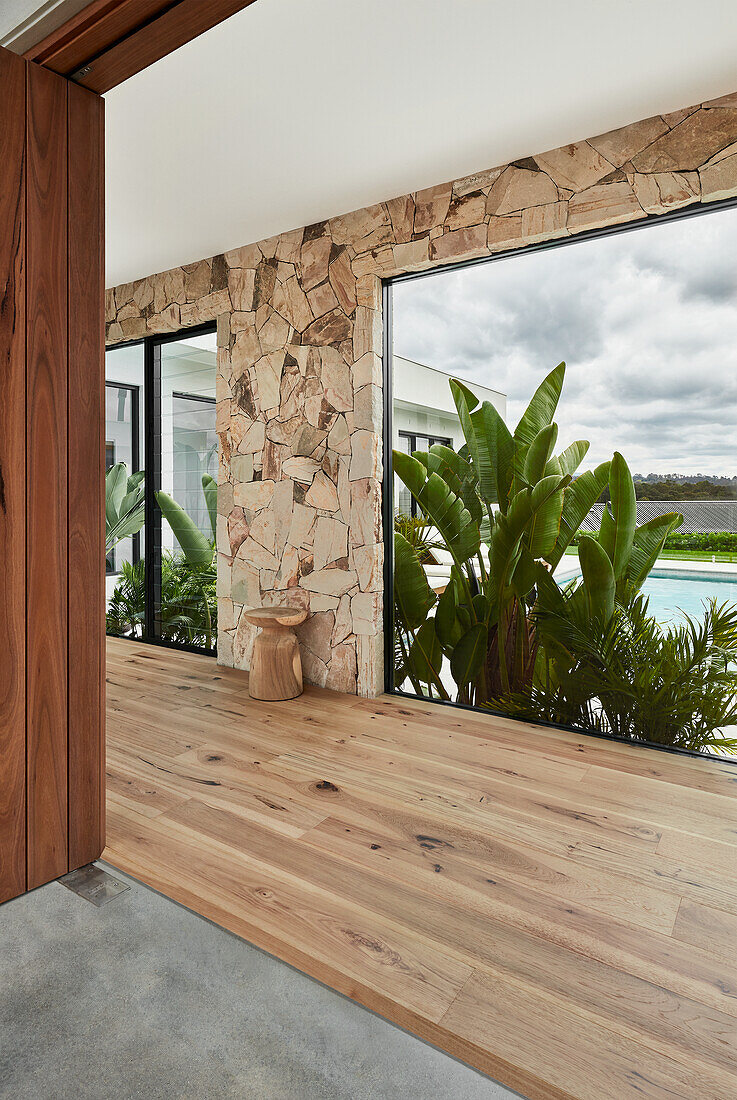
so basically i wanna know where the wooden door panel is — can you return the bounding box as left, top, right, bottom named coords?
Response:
left=68, top=81, right=106, bottom=869
left=26, top=62, right=69, bottom=890
left=0, top=49, right=27, bottom=904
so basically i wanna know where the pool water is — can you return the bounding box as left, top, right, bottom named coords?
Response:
left=641, top=570, right=737, bottom=626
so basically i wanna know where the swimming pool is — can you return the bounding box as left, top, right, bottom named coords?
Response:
left=560, top=567, right=737, bottom=625
left=640, top=570, right=737, bottom=625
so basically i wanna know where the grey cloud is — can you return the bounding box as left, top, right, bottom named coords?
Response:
left=393, top=204, right=737, bottom=476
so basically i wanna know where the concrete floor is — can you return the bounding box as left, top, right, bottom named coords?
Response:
left=0, top=863, right=519, bottom=1100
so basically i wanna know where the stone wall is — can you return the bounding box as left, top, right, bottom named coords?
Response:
left=106, top=90, right=737, bottom=696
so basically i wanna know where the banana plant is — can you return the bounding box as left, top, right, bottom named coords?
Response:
left=156, top=473, right=217, bottom=648
left=393, top=363, right=610, bottom=703
left=556, top=451, right=683, bottom=626
left=508, top=452, right=684, bottom=725
left=106, top=462, right=145, bottom=555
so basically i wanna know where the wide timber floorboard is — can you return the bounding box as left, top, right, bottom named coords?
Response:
left=105, top=638, right=737, bottom=1100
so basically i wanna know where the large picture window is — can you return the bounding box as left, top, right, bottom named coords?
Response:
left=105, top=324, right=218, bottom=654
left=386, top=203, right=737, bottom=759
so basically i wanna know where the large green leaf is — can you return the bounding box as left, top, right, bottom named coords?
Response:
left=423, top=444, right=481, bottom=526
left=627, top=512, right=683, bottom=593
left=471, top=401, right=514, bottom=511
left=546, top=460, right=611, bottom=569
left=598, top=501, right=616, bottom=563
left=202, top=474, right=217, bottom=541
left=523, top=423, right=559, bottom=486
left=525, top=483, right=565, bottom=559
left=448, top=377, right=480, bottom=413
left=393, top=450, right=480, bottom=565
left=156, top=491, right=213, bottom=566
left=513, top=362, right=565, bottom=477
left=608, top=451, right=636, bottom=580
left=579, top=535, right=615, bottom=623
left=511, top=544, right=538, bottom=600
left=435, top=569, right=463, bottom=652
left=394, top=531, right=436, bottom=631
left=106, top=463, right=145, bottom=554
left=105, top=463, right=128, bottom=527
left=491, top=475, right=567, bottom=605
left=408, top=618, right=443, bottom=685
left=450, top=380, right=514, bottom=512
left=546, top=440, right=590, bottom=478
left=450, top=624, right=487, bottom=689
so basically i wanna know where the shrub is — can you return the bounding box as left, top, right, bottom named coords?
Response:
left=571, top=530, right=737, bottom=552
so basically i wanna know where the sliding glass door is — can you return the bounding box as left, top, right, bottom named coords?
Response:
left=105, top=323, right=218, bottom=653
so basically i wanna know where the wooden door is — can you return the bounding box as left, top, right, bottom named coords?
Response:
left=0, top=46, right=104, bottom=903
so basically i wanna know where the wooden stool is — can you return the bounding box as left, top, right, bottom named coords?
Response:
left=243, top=606, right=308, bottom=701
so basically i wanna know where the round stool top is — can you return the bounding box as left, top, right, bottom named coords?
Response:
left=243, top=605, right=308, bottom=629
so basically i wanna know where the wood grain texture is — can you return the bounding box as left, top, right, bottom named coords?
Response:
left=26, top=62, right=69, bottom=890
left=0, top=48, right=27, bottom=904
left=25, top=0, right=260, bottom=93
left=24, top=0, right=171, bottom=70
left=105, top=638, right=737, bottom=1100
left=67, top=80, right=105, bottom=870
left=245, top=606, right=307, bottom=700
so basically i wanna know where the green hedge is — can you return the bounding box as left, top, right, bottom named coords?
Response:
left=572, top=530, right=737, bottom=552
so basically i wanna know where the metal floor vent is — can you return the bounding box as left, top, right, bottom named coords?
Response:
left=59, top=864, right=130, bottom=907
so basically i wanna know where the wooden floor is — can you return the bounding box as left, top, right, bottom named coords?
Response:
left=105, top=638, right=737, bottom=1100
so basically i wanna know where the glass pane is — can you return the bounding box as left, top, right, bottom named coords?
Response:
left=105, top=344, right=144, bottom=638
left=390, top=206, right=737, bottom=756
left=158, top=332, right=218, bottom=651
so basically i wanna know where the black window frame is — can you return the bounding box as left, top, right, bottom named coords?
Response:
left=382, top=194, right=737, bottom=764
left=106, top=320, right=218, bottom=656
left=105, top=379, right=141, bottom=576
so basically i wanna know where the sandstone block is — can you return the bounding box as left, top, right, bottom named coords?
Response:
left=287, top=503, right=316, bottom=548
left=350, top=478, right=381, bottom=547
left=350, top=429, right=381, bottom=482
left=300, top=235, right=332, bottom=291
left=413, top=183, right=452, bottom=234
left=331, top=593, right=352, bottom=647
left=487, top=165, right=559, bottom=215
left=272, top=276, right=313, bottom=332
left=305, top=471, right=340, bottom=511
left=521, top=201, right=568, bottom=244
left=302, top=309, right=352, bottom=346
left=301, top=568, right=358, bottom=597
left=233, top=478, right=275, bottom=512
left=392, top=238, right=430, bottom=273
left=487, top=214, right=523, bottom=252
left=353, top=543, right=383, bottom=591
left=351, top=592, right=381, bottom=636
left=535, top=142, right=614, bottom=192
left=385, top=194, right=415, bottom=242
left=699, top=152, right=737, bottom=202
left=445, top=192, right=487, bottom=230
left=431, top=223, right=487, bottom=263
left=632, top=171, right=699, bottom=213
left=313, top=516, right=348, bottom=570
left=353, top=306, right=382, bottom=361
left=632, top=108, right=737, bottom=172
left=325, top=641, right=357, bottom=694
left=589, top=115, right=670, bottom=168
left=229, top=268, right=256, bottom=312
left=329, top=248, right=357, bottom=315
left=567, top=180, right=644, bottom=233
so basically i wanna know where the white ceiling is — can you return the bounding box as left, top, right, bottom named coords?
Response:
left=6, top=0, right=737, bottom=287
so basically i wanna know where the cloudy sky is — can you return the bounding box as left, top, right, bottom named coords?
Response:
left=393, top=206, right=737, bottom=476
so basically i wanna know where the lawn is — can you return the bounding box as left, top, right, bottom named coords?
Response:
left=564, top=548, right=737, bottom=563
